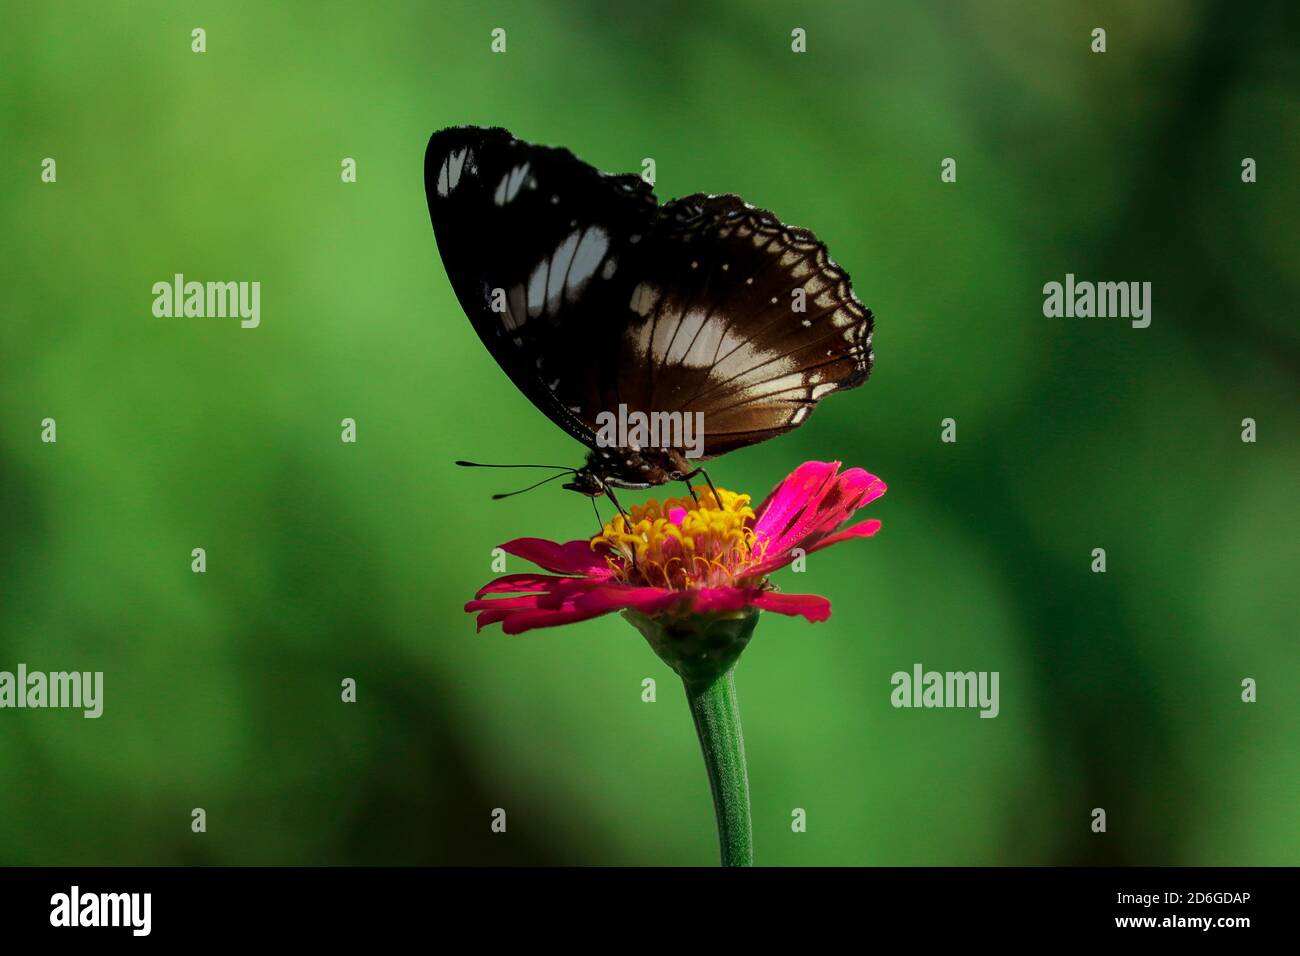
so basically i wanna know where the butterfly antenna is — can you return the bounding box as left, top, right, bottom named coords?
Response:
left=490, top=471, right=573, bottom=500
left=455, top=460, right=577, bottom=472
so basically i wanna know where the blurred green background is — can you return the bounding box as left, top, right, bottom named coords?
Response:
left=1, top=1, right=1296, bottom=866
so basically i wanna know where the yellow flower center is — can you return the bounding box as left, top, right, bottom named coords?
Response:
left=592, top=486, right=766, bottom=590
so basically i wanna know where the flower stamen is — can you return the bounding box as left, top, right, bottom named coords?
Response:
left=593, top=486, right=766, bottom=590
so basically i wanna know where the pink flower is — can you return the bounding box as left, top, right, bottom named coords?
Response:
left=466, top=461, right=885, bottom=635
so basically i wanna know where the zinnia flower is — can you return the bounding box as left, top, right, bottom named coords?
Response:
left=467, top=460, right=886, bottom=637
left=464, top=459, right=886, bottom=867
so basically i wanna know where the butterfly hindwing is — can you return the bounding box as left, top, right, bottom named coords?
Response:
left=614, top=194, right=873, bottom=456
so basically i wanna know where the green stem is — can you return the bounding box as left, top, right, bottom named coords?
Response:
left=621, top=606, right=759, bottom=865
left=684, top=668, right=753, bottom=867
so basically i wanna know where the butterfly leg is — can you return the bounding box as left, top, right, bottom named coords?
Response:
left=682, top=467, right=722, bottom=506
left=601, top=483, right=631, bottom=524
left=599, top=483, right=640, bottom=574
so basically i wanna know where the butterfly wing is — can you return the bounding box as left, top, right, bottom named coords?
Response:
left=425, top=126, right=656, bottom=446
left=426, top=128, right=873, bottom=460
left=616, top=193, right=873, bottom=457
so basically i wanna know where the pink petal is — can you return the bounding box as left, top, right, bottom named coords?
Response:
left=481, top=583, right=679, bottom=635
left=470, top=577, right=601, bottom=612
left=804, top=517, right=883, bottom=554
left=472, top=596, right=543, bottom=631
left=755, top=463, right=864, bottom=556
left=800, top=472, right=886, bottom=546
left=496, top=607, right=603, bottom=633
left=499, top=592, right=641, bottom=634
left=746, top=518, right=883, bottom=578
left=465, top=594, right=541, bottom=613
left=685, top=587, right=754, bottom=615
left=486, top=594, right=604, bottom=635
left=499, top=537, right=612, bottom=576
left=575, top=584, right=681, bottom=616
left=468, top=577, right=607, bottom=632
left=753, top=461, right=840, bottom=542
left=751, top=591, right=832, bottom=622
left=474, top=608, right=516, bottom=630
left=754, top=463, right=886, bottom=561
left=474, top=573, right=589, bottom=598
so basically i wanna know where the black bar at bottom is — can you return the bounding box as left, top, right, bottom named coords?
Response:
left=0, top=866, right=1282, bottom=941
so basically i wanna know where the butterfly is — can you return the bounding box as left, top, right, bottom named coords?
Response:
left=425, top=125, right=873, bottom=511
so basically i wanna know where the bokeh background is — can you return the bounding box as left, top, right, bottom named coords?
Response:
left=1, top=1, right=1296, bottom=866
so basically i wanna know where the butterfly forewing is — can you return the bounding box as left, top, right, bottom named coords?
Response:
left=425, top=126, right=657, bottom=446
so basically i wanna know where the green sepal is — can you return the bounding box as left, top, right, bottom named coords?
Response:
left=621, top=606, right=760, bottom=686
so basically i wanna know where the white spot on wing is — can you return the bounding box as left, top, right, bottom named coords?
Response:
left=546, top=231, right=581, bottom=313
left=684, top=315, right=724, bottom=366
left=507, top=163, right=529, bottom=201
left=664, top=308, right=710, bottom=365
left=567, top=227, right=609, bottom=291
left=630, top=282, right=659, bottom=317
left=650, top=303, right=680, bottom=363
left=527, top=261, right=548, bottom=317
left=715, top=345, right=797, bottom=385
left=756, top=373, right=806, bottom=395
left=447, top=149, right=467, bottom=190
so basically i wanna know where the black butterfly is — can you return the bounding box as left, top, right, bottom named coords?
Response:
left=425, top=125, right=873, bottom=509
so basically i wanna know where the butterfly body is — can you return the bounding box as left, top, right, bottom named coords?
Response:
left=426, top=126, right=874, bottom=499
left=564, top=447, right=692, bottom=496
